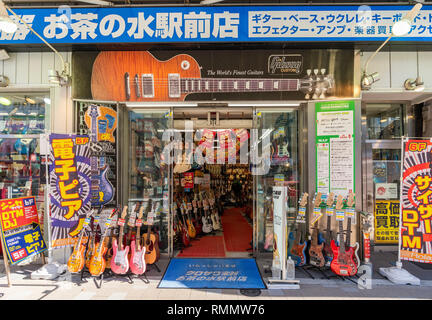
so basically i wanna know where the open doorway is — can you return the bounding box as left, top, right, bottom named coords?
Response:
left=172, top=107, right=254, bottom=258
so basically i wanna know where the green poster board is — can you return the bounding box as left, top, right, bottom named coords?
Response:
left=315, top=100, right=355, bottom=195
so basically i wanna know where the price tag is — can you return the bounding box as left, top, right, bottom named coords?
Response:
left=0, top=183, right=4, bottom=189
left=313, top=207, right=322, bottom=217
left=296, top=206, right=306, bottom=224
left=326, top=207, right=334, bottom=216
left=105, top=218, right=112, bottom=227
left=345, top=207, right=356, bottom=224
left=147, top=211, right=155, bottom=225
left=83, top=217, right=91, bottom=227
left=135, top=219, right=143, bottom=227
left=117, top=218, right=125, bottom=226
left=187, top=203, right=192, bottom=211
left=335, top=210, right=345, bottom=221
left=25, top=181, right=32, bottom=189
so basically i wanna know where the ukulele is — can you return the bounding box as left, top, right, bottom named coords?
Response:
left=142, top=199, right=159, bottom=265
left=323, top=192, right=335, bottom=266
left=330, top=195, right=358, bottom=277
left=129, top=201, right=150, bottom=275
left=110, top=206, right=130, bottom=274
left=309, top=193, right=325, bottom=268
left=85, top=207, right=102, bottom=269
left=88, top=208, right=117, bottom=277
left=290, top=193, right=309, bottom=266
left=345, top=192, right=360, bottom=269
left=67, top=210, right=94, bottom=273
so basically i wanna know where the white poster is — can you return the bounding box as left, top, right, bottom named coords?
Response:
left=375, top=183, right=398, bottom=199
left=317, top=142, right=329, bottom=194
left=330, top=137, right=354, bottom=195
left=316, top=110, right=354, bottom=137
left=272, top=186, right=287, bottom=270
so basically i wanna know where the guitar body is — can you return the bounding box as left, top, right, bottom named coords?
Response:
left=330, top=240, right=357, bottom=276
left=129, top=241, right=146, bottom=275
left=287, top=232, right=302, bottom=266
left=210, top=213, right=221, bottom=230
left=323, top=242, right=334, bottom=265
left=110, top=238, right=130, bottom=274
left=85, top=241, right=97, bottom=269
left=143, top=232, right=158, bottom=265
left=309, top=243, right=325, bottom=268
left=88, top=246, right=108, bottom=277
left=290, top=241, right=307, bottom=266
left=202, top=215, right=212, bottom=233
left=91, top=165, right=114, bottom=207
left=91, top=51, right=201, bottom=102
left=67, top=245, right=86, bottom=273
left=186, top=219, right=196, bottom=238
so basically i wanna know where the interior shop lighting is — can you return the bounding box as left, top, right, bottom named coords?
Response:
left=24, top=97, right=36, bottom=104
left=76, top=0, right=113, bottom=5
left=0, top=0, right=70, bottom=87
left=43, top=97, right=51, bottom=104
left=0, top=97, right=11, bottom=106
left=404, top=76, right=425, bottom=91
left=361, top=3, right=423, bottom=90
left=200, top=0, right=225, bottom=5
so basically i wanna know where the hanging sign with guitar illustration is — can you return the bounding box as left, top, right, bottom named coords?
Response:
left=89, top=50, right=347, bottom=103
left=49, top=134, right=92, bottom=248
left=77, top=102, right=118, bottom=207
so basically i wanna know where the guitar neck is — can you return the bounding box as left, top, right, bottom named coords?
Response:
left=346, top=216, right=352, bottom=248
left=338, top=220, right=345, bottom=253
left=181, top=78, right=300, bottom=94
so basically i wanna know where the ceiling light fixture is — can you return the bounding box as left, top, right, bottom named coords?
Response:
left=200, top=0, right=225, bottom=5
left=76, top=0, right=114, bottom=5
left=404, top=76, right=425, bottom=92
left=0, top=0, right=71, bottom=87
left=361, top=3, right=423, bottom=90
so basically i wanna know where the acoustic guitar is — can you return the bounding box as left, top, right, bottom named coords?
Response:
left=142, top=199, right=160, bottom=265
left=309, top=193, right=325, bottom=268
left=330, top=195, right=358, bottom=277
left=67, top=210, right=94, bottom=274
left=129, top=201, right=150, bottom=275
left=91, top=51, right=334, bottom=102
left=110, top=206, right=130, bottom=274
left=88, top=208, right=118, bottom=277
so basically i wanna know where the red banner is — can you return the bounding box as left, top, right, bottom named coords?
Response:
left=400, top=138, right=432, bottom=263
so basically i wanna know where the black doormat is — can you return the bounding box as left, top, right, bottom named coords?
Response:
left=412, top=262, right=432, bottom=270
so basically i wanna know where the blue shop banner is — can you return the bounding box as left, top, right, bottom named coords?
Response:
left=158, top=258, right=266, bottom=289
left=1, top=5, right=432, bottom=44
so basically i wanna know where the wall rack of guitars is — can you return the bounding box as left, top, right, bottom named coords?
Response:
left=67, top=200, right=164, bottom=286
left=172, top=163, right=253, bottom=250
left=285, top=191, right=374, bottom=278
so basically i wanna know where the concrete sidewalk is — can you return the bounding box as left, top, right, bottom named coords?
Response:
left=0, top=251, right=430, bottom=300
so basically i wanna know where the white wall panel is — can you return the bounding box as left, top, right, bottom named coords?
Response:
left=418, top=51, right=432, bottom=89
left=3, top=52, right=17, bottom=84
left=28, top=52, right=43, bottom=84
left=390, top=51, right=418, bottom=89
left=41, top=52, right=55, bottom=85
left=16, top=52, right=29, bottom=84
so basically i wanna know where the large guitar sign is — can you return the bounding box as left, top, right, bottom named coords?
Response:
left=91, top=51, right=334, bottom=102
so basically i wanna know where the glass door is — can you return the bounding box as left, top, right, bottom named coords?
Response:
left=253, top=108, right=299, bottom=255
left=127, top=108, right=173, bottom=256
left=365, top=140, right=401, bottom=246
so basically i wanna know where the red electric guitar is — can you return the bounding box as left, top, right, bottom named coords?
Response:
left=110, top=206, right=130, bottom=274
left=330, top=195, right=357, bottom=277
left=129, top=201, right=150, bottom=275
left=345, top=192, right=360, bottom=269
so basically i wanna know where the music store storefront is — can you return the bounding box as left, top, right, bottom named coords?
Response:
left=3, top=4, right=430, bottom=285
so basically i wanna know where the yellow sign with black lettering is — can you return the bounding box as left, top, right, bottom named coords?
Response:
left=374, top=200, right=399, bottom=244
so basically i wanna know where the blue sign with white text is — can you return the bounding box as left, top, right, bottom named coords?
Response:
left=1, top=5, right=432, bottom=44
left=158, top=258, right=266, bottom=289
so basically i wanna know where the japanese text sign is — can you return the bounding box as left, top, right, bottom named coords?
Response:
left=0, top=197, right=47, bottom=264
left=400, top=139, right=432, bottom=263
left=374, top=200, right=399, bottom=244
left=2, top=6, right=432, bottom=45
left=49, top=134, right=92, bottom=248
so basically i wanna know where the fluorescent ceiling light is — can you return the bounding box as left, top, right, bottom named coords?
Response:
left=76, top=0, right=114, bottom=5
left=0, top=0, right=16, bottom=34
left=392, top=3, right=423, bottom=36
left=0, top=97, right=11, bottom=106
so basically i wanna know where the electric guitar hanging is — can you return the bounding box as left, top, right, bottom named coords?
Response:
left=91, top=51, right=335, bottom=102
left=129, top=201, right=150, bottom=275
left=330, top=195, right=358, bottom=277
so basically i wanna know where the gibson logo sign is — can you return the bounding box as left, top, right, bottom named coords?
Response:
left=268, top=54, right=303, bottom=74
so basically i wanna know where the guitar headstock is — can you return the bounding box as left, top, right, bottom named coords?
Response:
left=299, top=69, right=334, bottom=100
left=88, top=104, right=100, bottom=118
left=137, top=202, right=145, bottom=220
left=298, top=192, right=309, bottom=207
left=127, top=202, right=139, bottom=227
left=347, top=192, right=355, bottom=208
left=335, top=194, right=344, bottom=210
left=120, top=205, right=128, bottom=220
left=326, top=192, right=335, bottom=207
left=313, top=192, right=322, bottom=208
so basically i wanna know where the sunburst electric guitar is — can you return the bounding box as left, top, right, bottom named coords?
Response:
left=67, top=210, right=94, bottom=274
left=91, top=51, right=334, bottom=102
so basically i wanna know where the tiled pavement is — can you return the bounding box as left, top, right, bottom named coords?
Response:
left=0, top=251, right=431, bottom=300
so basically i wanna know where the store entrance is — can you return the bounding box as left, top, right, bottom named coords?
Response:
left=172, top=107, right=254, bottom=258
